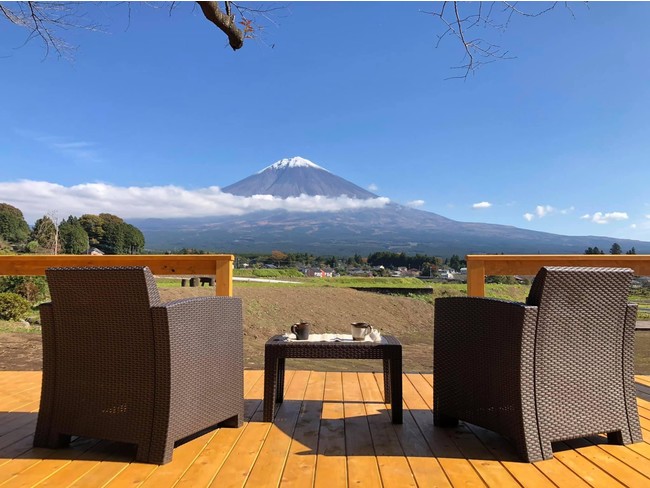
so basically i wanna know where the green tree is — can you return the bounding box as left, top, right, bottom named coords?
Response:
left=448, top=254, right=462, bottom=272
left=100, top=217, right=126, bottom=254
left=79, top=214, right=105, bottom=246
left=31, top=215, right=59, bottom=253
left=626, top=247, right=637, bottom=255
left=585, top=246, right=605, bottom=255
left=0, top=203, right=30, bottom=245
left=59, top=216, right=89, bottom=254
left=122, top=223, right=145, bottom=254
left=610, top=243, right=622, bottom=255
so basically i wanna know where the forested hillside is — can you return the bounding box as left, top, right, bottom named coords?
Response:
left=0, top=203, right=144, bottom=255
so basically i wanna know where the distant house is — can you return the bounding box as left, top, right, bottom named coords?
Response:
left=438, top=269, right=454, bottom=280
left=87, top=247, right=104, bottom=256
left=348, top=268, right=372, bottom=277
left=304, top=267, right=335, bottom=278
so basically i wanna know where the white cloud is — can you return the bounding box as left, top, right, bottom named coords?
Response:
left=535, top=205, right=554, bottom=218
left=368, top=183, right=378, bottom=192
left=0, top=180, right=391, bottom=222
left=583, top=211, right=629, bottom=224
left=472, top=201, right=492, bottom=209
left=406, top=199, right=425, bottom=208
left=631, top=224, right=637, bottom=229
left=524, top=204, right=572, bottom=221
left=645, top=214, right=650, bottom=219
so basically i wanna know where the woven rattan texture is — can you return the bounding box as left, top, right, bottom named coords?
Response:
left=434, top=266, right=642, bottom=462
left=35, top=266, right=244, bottom=464
left=264, top=335, right=402, bottom=424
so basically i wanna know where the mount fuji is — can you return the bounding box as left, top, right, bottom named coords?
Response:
left=222, top=157, right=378, bottom=199
left=133, top=157, right=650, bottom=255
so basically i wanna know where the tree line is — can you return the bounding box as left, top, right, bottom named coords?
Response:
left=0, top=203, right=145, bottom=255
left=585, top=243, right=636, bottom=255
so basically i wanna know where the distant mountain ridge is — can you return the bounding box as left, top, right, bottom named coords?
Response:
left=132, top=157, right=650, bottom=255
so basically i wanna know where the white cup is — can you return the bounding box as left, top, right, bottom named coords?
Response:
left=351, top=322, right=373, bottom=341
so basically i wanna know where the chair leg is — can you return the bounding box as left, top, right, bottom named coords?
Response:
left=219, top=413, right=242, bottom=428
left=137, top=439, right=173, bottom=465
left=518, top=441, right=552, bottom=463
left=34, top=425, right=71, bottom=449
left=433, top=410, right=458, bottom=427
left=607, top=429, right=639, bottom=445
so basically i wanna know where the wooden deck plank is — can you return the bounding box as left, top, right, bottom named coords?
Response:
left=279, top=371, right=324, bottom=487
left=361, top=372, right=421, bottom=488
left=1, top=371, right=650, bottom=487
left=625, top=441, right=650, bottom=461
left=0, top=401, right=39, bottom=433
left=583, top=435, right=650, bottom=477
left=552, top=443, right=627, bottom=488
left=244, top=370, right=311, bottom=487
left=206, top=371, right=297, bottom=488
left=32, top=440, right=118, bottom=487
left=67, top=448, right=137, bottom=487
left=636, top=376, right=650, bottom=387
left=0, top=437, right=99, bottom=488
left=402, top=374, right=486, bottom=487
left=463, top=423, right=584, bottom=488
left=378, top=371, right=451, bottom=488
left=341, top=373, right=383, bottom=487
left=314, top=372, right=347, bottom=488
left=563, top=437, right=650, bottom=486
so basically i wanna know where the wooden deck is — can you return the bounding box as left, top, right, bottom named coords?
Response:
left=2, top=371, right=650, bottom=487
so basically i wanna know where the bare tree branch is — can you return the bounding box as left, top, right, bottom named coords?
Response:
left=0, top=2, right=102, bottom=59
left=426, top=1, right=587, bottom=80
left=197, top=1, right=244, bottom=50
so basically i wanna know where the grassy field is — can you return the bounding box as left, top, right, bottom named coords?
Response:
left=157, top=275, right=650, bottom=319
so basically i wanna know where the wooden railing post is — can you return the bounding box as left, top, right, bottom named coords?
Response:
left=215, top=257, right=233, bottom=297
left=466, top=258, right=486, bottom=297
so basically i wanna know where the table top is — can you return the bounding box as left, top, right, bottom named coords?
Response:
left=266, top=334, right=401, bottom=347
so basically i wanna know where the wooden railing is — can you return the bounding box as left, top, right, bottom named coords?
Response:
left=0, top=254, right=235, bottom=296
left=466, top=254, right=650, bottom=297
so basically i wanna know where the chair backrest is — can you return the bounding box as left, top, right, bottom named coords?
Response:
left=525, top=266, right=635, bottom=437
left=44, top=266, right=162, bottom=390
left=526, top=265, right=632, bottom=314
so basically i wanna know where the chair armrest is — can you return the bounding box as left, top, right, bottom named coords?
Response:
left=435, top=296, right=537, bottom=341
left=151, top=296, right=243, bottom=362
left=150, top=296, right=244, bottom=436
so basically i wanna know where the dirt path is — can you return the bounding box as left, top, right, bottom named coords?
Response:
left=0, top=286, right=434, bottom=373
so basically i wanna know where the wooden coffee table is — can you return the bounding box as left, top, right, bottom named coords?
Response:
left=263, top=334, right=403, bottom=423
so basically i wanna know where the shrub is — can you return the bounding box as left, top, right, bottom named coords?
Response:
left=0, top=292, right=32, bottom=321
left=0, top=276, right=49, bottom=303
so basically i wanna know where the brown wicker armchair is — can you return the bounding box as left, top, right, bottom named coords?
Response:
left=34, top=266, right=243, bottom=464
left=434, top=266, right=642, bottom=462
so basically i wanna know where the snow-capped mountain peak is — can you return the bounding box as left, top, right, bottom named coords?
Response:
left=222, top=156, right=378, bottom=199
left=258, top=156, right=327, bottom=174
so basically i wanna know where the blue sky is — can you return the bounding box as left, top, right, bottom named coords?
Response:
left=1, top=1, right=650, bottom=242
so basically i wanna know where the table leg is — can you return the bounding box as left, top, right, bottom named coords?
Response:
left=264, top=352, right=279, bottom=422
left=390, top=355, right=403, bottom=424
left=383, top=357, right=392, bottom=403
left=276, top=358, right=285, bottom=403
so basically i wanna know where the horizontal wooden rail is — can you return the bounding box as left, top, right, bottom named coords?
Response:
left=466, top=254, right=650, bottom=297
left=0, top=254, right=234, bottom=296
